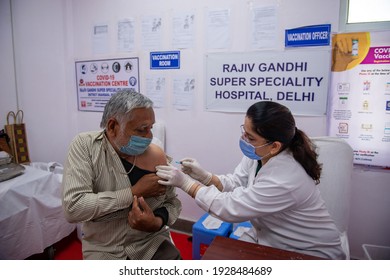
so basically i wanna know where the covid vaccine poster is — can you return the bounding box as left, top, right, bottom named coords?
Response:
left=328, top=31, right=390, bottom=167
left=205, top=49, right=331, bottom=116
left=75, top=57, right=139, bottom=112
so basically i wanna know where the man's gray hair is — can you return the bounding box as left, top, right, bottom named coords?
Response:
left=100, top=89, right=153, bottom=129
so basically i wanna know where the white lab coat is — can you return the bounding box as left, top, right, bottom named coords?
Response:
left=195, top=149, right=345, bottom=259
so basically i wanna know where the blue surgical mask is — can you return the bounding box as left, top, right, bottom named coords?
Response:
left=119, top=135, right=152, bottom=156
left=239, top=138, right=271, bottom=160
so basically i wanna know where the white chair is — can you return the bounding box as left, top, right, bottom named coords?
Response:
left=311, top=137, right=354, bottom=259
left=151, top=121, right=177, bottom=244
left=151, top=121, right=165, bottom=151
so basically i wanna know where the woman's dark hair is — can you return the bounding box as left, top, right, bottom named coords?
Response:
left=246, top=101, right=321, bottom=183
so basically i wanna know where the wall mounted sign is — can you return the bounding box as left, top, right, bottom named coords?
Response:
left=328, top=31, right=390, bottom=167
left=150, top=51, right=180, bottom=69
left=285, top=24, right=331, bottom=47
left=75, top=57, right=140, bottom=112
left=205, top=49, right=331, bottom=116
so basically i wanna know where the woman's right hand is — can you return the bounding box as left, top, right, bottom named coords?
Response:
left=156, top=165, right=196, bottom=193
left=180, top=158, right=212, bottom=185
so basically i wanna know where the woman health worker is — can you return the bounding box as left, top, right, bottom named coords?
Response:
left=156, top=101, right=345, bottom=259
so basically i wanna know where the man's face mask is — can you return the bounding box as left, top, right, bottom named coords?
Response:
left=119, top=135, right=152, bottom=156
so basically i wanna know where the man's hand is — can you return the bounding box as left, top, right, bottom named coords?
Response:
left=131, top=173, right=166, bottom=198
left=128, top=195, right=163, bottom=232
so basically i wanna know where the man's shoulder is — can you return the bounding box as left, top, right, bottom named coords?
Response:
left=137, top=143, right=167, bottom=170
left=147, top=143, right=167, bottom=165
left=73, top=130, right=103, bottom=141
left=70, top=131, right=104, bottom=150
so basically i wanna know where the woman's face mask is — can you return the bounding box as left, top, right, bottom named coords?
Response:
left=119, top=135, right=152, bottom=156
left=239, top=137, right=271, bottom=160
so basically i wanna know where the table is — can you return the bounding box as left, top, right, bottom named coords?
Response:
left=202, top=236, right=324, bottom=260
left=0, top=165, right=75, bottom=259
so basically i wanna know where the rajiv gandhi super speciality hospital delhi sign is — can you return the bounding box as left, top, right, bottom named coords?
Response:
left=205, top=49, right=331, bottom=116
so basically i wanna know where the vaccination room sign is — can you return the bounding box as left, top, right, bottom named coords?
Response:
left=205, top=50, right=331, bottom=116
left=75, top=57, right=140, bottom=112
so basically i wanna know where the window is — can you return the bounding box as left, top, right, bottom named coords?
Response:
left=339, top=0, right=390, bottom=32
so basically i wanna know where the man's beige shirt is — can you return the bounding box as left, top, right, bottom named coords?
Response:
left=62, top=131, right=181, bottom=259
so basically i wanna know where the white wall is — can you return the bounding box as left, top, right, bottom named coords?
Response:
left=1, top=0, right=389, bottom=259
left=1, top=0, right=73, bottom=164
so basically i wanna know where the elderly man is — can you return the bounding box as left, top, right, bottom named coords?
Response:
left=62, top=89, right=182, bottom=260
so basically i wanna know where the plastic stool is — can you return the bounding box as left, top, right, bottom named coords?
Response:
left=229, top=221, right=252, bottom=240
left=192, top=213, right=233, bottom=260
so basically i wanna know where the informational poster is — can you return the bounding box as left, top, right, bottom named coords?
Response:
left=92, top=23, right=109, bottom=54
left=146, top=75, right=166, bottom=108
left=172, top=11, right=195, bottom=49
left=117, top=19, right=135, bottom=52
left=75, top=57, right=140, bottom=112
left=173, top=76, right=195, bottom=110
left=328, top=31, right=390, bottom=167
left=206, top=8, right=231, bottom=50
left=205, top=50, right=331, bottom=115
left=249, top=4, right=278, bottom=49
left=141, top=16, right=162, bottom=50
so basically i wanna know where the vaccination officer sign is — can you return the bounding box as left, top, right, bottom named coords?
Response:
left=75, top=57, right=140, bottom=112
left=205, top=50, right=331, bottom=115
left=285, top=24, right=331, bottom=47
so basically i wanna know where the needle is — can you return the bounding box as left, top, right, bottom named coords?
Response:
left=166, top=155, right=181, bottom=165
